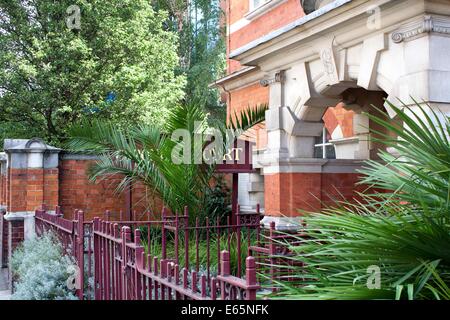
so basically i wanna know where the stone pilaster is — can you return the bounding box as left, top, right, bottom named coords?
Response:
left=3, top=139, right=60, bottom=245
left=259, top=69, right=330, bottom=229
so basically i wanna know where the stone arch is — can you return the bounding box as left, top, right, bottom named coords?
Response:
left=25, top=138, right=47, bottom=150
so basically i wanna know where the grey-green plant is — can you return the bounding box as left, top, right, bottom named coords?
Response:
left=11, top=231, right=78, bottom=300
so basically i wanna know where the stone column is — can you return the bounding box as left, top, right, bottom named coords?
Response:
left=387, top=15, right=450, bottom=123
left=248, top=172, right=264, bottom=210
left=0, top=153, right=6, bottom=268
left=3, top=139, right=60, bottom=247
left=259, top=69, right=327, bottom=230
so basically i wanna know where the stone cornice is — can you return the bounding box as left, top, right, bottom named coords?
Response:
left=230, top=0, right=354, bottom=60
left=391, top=15, right=450, bottom=43
left=230, top=0, right=450, bottom=70
left=212, top=67, right=266, bottom=92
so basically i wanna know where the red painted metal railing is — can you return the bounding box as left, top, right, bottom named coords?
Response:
left=93, top=219, right=259, bottom=300
left=35, top=207, right=86, bottom=299
left=34, top=205, right=265, bottom=300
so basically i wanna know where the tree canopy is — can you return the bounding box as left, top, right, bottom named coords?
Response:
left=153, top=0, right=226, bottom=115
left=0, top=0, right=186, bottom=144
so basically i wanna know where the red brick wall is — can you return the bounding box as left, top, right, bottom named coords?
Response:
left=321, top=173, right=365, bottom=207
left=9, top=220, right=24, bottom=253
left=226, top=0, right=305, bottom=73
left=228, top=83, right=269, bottom=121
left=8, top=168, right=27, bottom=213
left=5, top=170, right=9, bottom=211
left=229, top=0, right=304, bottom=52
left=6, top=168, right=60, bottom=213
left=59, top=158, right=162, bottom=221
left=264, top=172, right=363, bottom=217
left=0, top=174, right=6, bottom=207
left=228, top=83, right=269, bottom=149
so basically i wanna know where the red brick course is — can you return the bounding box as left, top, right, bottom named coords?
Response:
left=9, top=220, right=24, bottom=253
left=59, top=159, right=162, bottom=221
left=226, top=0, right=305, bottom=74
left=264, top=172, right=363, bottom=217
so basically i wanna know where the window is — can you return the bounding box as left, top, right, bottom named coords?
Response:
left=246, top=0, right=285, bottom=20
left=314, top=127, right=336, bottom=159
left=251, top=0, right=270, bottom=10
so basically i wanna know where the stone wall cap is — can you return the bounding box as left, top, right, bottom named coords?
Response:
left=60, top=152, right=100, bottom=160
left=4, top=138, right=61, bottom=153
left=4, top=211, right=35, bottom=221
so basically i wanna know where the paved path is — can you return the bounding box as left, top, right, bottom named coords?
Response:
left=0, top=268, right=11, bottom=300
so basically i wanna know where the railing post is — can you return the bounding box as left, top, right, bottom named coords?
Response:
left=236, top=204, right=241, bottom=278
left=184, top=206, right=189, bottom=271
left=161, top=207, right=167, bottom=260
left=121, top=226, right=131, bottom=300
left=256, top=203, right=261, bottom=246
left=175, top=211, right=179, bottom=265
left=269, top=221, right=276, bottom=293
left=220, top=250, right=230, bottom=300
left=134, top=228, right=143, bottom=300
left=93, top=217, right=100, bottom=300
left=245, top=256, right=257, bottom=300
left=76, top=210, right=85, bottom=300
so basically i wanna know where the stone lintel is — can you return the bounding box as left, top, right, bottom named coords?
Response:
left=261, top=158, right=366, bottom=174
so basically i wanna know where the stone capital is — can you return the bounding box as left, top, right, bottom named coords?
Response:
left=392, top=15, right=450, bottom=44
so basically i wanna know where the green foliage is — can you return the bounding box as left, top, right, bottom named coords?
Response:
left=67, top=103, right=211, bottom=218
left=201, top=175, right=231, bottom=224
left=228, top=104, right=269, bottom=133
left=0, top=0, right=185, bottom=144
left=11, top=232, right=78, bottom=300
left=140, top=225, right=254, bottom=276
left=266, top=101, right=450, bottom=300
left=67, top=103, right=266, bottom=220
left=152, top=0, right=226, bottom=111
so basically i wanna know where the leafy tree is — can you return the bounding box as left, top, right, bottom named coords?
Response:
left=0, top=0, right=186, bottom=144
left=153, top=0, right=226, bottom=115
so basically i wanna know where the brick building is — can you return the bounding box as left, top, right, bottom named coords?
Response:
left=214, top=0, right=450, bottom=229
left=1, top=0, right=450, bottom=265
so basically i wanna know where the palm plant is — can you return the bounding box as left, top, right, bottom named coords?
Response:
left=265, top=101, right=450, bottom=300
left=66, top=103, right=267, bottom=219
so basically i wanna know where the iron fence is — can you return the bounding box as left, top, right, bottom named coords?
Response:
left=34, top=205, right=271, bottom=300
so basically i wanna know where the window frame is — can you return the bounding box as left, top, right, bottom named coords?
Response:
left=249, top=0, right=270, bottom=11
left=246, top=0, right=286, bottom=20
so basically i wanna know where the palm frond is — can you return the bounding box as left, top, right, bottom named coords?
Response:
left=263, top=100, right=450, bottom=300
left=227, top=104, right=268, bottom=132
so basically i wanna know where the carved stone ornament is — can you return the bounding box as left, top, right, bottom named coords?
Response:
left=260, top=71, right=285, bottom=87
left=392, top=15, right=450, bottom=43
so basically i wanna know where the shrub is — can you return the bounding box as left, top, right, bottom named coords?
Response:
left=201, top=174, right=232, bottom=225
left=11, top=231, right=78, bottom=300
